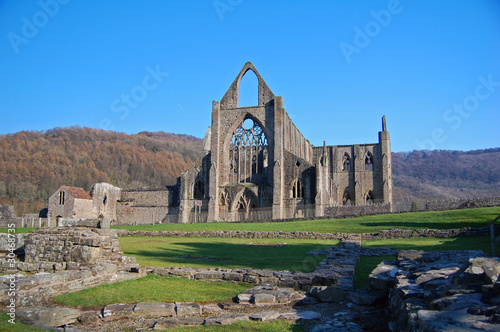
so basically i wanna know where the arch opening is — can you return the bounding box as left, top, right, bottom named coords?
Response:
left=238, top=70, right=259, bottom=107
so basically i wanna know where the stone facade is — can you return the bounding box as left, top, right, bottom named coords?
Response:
left=178, top=62, right=393, bottom=223
left=47, top=186, right=95, bottom=225
left=47, top=63, right=392, bottom=224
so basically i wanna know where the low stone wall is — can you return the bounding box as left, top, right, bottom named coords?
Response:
left=116, top=226, right=495, bottom=241
left=24, top=228, right=124, bottom=265
left=423, top=196, right=500, bottom=212
left=152, top=266, right=336, bottom=291
left=0, top=266, right=143, bottom=307
left=325, top=203, right=392, bottom=219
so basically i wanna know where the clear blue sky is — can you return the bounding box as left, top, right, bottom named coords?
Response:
left=1, top=0, right=499, bottom=152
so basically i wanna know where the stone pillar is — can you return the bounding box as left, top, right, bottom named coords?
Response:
left=272, top=97, right=284, bottom=220
left=379, top=116, right=393, bottom=210
left=208, top=101, right=220, bottom=222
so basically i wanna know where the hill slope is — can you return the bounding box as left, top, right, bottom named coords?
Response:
left=0, top=127, right=202, bottom=215
left=0, top=127, right=498, bottom=215
left=392, top=149, right=500, bottom=202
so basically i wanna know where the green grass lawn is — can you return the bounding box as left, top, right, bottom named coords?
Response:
left=119, top=237, right=338, bottom=272
left=170, top=320, right=304, bottom=332
left=113, top=206, right=500, bottom=234
left=54, top=274, right=250, bottom=308
left=0, top=227, right=35, bottom=234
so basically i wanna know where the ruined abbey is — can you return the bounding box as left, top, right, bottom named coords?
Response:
left=48, top=63, right=393, bottom=225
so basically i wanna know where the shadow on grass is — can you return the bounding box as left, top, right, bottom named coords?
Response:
left=358, top=220, right=489, bottom=230
left=363, top=236, right=496, bottom=256
left=123, top=241, right=336, bottom=272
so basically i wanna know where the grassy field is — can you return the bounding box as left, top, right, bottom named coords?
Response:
left=170, top=320, right=303, bottom=332
left=113, top=206, right=500, bottom=234
left=0, top=227, right=35, bottom=234
left=54, top=274, right=250, bottom=308
left=119, top=237, right=338, bottom=272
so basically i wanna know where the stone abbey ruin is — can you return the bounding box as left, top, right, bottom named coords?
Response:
left=47, top=62, right=393, bottom=226
left=1, top=63, right=499, bottom=331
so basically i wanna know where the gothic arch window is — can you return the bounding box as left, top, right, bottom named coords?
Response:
left=343, top=190, right=352, bottom=206
left=103, top=195, right=107, bottom=206
left=365, top=152, right=374, bottom=171
left=365, top=190, right=374, bottom=205
left=292, top=178, right=305, bottom=199
left=193, top=178, right=205, bottom=199
left=229, top=117, right=268, bottom=184
left=238, top=70, right=258, bottom=107
left=342, top=153, right=351, bottom=171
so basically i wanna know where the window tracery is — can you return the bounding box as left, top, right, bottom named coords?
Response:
left=229, top=118, right=268, bottom=184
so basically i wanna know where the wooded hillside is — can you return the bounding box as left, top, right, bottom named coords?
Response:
left=0, top=127, right=498, bottom=216
left=0, top=127, right=202, bottom=215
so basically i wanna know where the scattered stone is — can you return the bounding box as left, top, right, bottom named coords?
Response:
left=102, top=303, right=135, bottom=318
left=307, top=285, right=347, bottom=303
left=175, top=302, right=201, bottom=316
left=279, top=311, right=321, bottom=321
left=249, top=311, right=280, bottom=321
left=201, top=304, right=223, bottom=314
left=204, top=314, right=249, bottom=325
left=348, top=288, right=386, bottom=305
left=368, top=261, right=398, bottom=292
left=133, top=302, right=175, bottom=317
left=252, top=293, right=276, bottom=305
left=153, top=317, right=204, bottom=330
left=18, top=306, right=80, bottom=328
left=77, top=310, right=101, bottom=323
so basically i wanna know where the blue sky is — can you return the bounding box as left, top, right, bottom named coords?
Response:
left=1, top=0, right=499, bottom=152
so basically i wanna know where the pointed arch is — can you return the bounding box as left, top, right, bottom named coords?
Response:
left=291, top=178, right=305, bottom=199
left=238, top=69, right=259, bottom=107
left=365, top=190, right=374, bottom=205
left=342, top=152, right=351, bottom=171
left=226, top=114, right=269, bottom=185
left=342, top=189, right=352, bottom=206
left=365, top=151, right=374, bottom=171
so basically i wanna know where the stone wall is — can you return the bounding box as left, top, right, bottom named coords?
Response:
left=423, top=196, right=500, bottom=212
left=24, top=228, right=130, bottom=266
left=325, top=203, right=392, bottom=219
left=116, top=226, right=496, bottom=241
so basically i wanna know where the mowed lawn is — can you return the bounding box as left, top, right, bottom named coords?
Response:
left=113, top=206, right=500, bottom=234
left=54, top=274, right=250, bottom=308
left=119, top=237, right=338, bottom=272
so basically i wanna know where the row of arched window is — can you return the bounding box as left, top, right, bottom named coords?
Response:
left=342, top=152, right=374, bottom=171
left=343, top=190, right=375, bottom=206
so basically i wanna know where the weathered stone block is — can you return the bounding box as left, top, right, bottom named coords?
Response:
left=223, top=272, right=243, bottom=282
left=133, top=302, right=175, bottom=317
left=175, top=302, right=201, bottom=316
left=194, top=271, right=224, bottom=280
left=18, top=306, right=80, bottom=328
left=204, top=314, right=249, bottom=326
left=154, top=317, right=204, bottom=329
left=251, top=293, right=276, bottom=305
left=102, top=303, right=135, bottom=318
left=307, top=285, right=347, bottom=302
left=249, top=311, right=280, bottom=321
left=279, top=311, right=321, bottom=321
